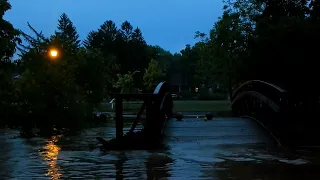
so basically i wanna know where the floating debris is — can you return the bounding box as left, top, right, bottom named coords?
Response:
left=205, top=112, right=214, bottom=120
left=175, top=112, right=184, bottom=121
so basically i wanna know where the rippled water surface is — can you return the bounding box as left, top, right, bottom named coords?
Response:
left=1, top=117, right=320, bottom=179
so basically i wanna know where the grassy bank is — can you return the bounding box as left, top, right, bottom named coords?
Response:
left=97, top=100, right=232, bottom=116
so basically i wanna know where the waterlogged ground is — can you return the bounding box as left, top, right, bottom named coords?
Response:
left=1, top=117, right=320, bottom=179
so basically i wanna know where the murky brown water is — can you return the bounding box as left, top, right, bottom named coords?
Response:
left=1, top=117, right=320, bottom=180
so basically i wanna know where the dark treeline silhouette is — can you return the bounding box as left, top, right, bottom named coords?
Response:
left=190, top=0, right=320, bottom=97
left=1, top=0, right=319, bottom=136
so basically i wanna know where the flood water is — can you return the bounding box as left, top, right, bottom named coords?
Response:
left=1, top=117, right=320, bottom=179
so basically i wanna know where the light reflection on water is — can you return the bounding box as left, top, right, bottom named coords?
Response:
left=39, top=135, right=62, bottom=180
left=0, top=118, right=320, bottom=179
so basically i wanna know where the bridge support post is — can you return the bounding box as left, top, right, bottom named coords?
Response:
left=115, top=94, right=123, bottom=140
left=145, top=97, right=152, bottom=132
left=145, top=95, right=160, bottom=139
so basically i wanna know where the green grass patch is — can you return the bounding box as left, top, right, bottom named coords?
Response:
left=97, top=100, right=231, bottom=115
left=172, top=100, right=231, bottom=112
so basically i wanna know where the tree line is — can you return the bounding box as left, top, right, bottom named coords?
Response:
left=187, top=0, right=320, bottom=97
left=1, top=0, right=320, bottom=136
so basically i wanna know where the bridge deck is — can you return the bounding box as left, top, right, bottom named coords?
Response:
left=164, top=117, right=279, bottom=153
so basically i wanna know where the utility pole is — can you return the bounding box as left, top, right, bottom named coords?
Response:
left=227, top=47, right=232, bottom=100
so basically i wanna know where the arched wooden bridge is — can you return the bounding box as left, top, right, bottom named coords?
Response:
left=98, top=80, right=319, bottom=150
left=231, top=80, right=320, bottom=148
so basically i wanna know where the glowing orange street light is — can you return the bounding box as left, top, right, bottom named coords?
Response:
left=49, top=49, right=58, bottom=58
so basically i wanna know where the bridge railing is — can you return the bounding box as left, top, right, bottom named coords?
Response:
left=109, top=98, right=144, bottom=114
left=231, top=80, right=320, bottom=147
left=232, top=80, right=289, bottom=108
left=232, top=80, right=319, bottom=112
left=113, top=81, right=173, bottom=141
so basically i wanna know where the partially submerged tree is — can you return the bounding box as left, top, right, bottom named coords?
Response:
left=14, top=13, right=123, bottom=136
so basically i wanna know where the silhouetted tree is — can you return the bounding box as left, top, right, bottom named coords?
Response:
left=55, top=13, right=80, bottom=53
left=0, top=0, right=21, bottom=125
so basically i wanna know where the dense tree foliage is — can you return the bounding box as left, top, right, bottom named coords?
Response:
left=179, top=0, right=320, bottom=98
left=0, top=0, right=20, bottom=126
